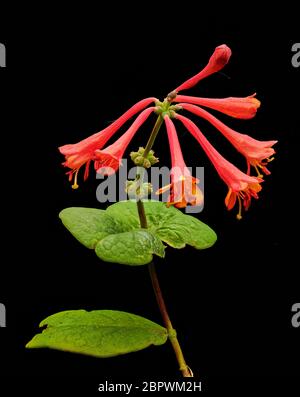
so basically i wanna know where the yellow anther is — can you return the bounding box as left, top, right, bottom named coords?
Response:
left=72, top=170, right=79, bottom=189
left=236, top=196, right=243, bottom=220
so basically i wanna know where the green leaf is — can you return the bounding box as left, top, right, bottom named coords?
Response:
left=59, top=208, right=122, bottom=249
left=154, top=211, right=217, bottom=249
left=107, top=201, right=217, bottom=249
left=105, top=200, right=141, bottom=231
left=59, top=200, right=216, bottom=266
left=26, top=310, right=168, bottom=358
left=95, top=230, right=165, bottom=265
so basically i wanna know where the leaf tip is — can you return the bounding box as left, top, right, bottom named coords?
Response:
left=25, top=336, right=38, bottom=349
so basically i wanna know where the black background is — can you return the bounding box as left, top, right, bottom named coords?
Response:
left=0, top=5, right=299, bottom=393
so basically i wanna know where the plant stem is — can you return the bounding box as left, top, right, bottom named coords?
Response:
left=137, top=199, right=148, bottom=228
left=143, top=115, right=164, bottom=157
left=148, top=262, right=192, bottom=377
left=135, top=113, right=193, bottom=377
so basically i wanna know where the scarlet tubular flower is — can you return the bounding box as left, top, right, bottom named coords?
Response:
left=94, top=107, right=155, bottom=176
left=175, top=45, right=232, bottom=92
left=180, top=103, right=277, bottom=176
left=176, top=114, right=263, bottom=219
left=156, top=115, right=203, bottom=208
left=59, top=43, right=276, bottom=219
left=174, top=94, right=261, bottom=119
left=59, top=97, right=157, bottom=188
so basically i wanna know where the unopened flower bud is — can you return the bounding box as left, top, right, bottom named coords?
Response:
left=130, top=147, right=159, bottom=167
left=130, top=151, right=140, bottom=161
left=143, top=159, right=151, bottom=168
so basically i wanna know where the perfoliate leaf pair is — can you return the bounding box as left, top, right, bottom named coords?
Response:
left=59, top=200, right=217, bottom=266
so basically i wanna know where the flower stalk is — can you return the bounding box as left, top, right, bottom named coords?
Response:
left=143, top=114, right=164, bottom=158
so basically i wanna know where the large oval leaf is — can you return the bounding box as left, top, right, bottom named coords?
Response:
left=95, top=230, right=165, bottom=265
left=26, top=310, right=168, bottom=358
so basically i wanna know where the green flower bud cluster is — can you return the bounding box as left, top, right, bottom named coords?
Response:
left=130, top=147, right=159, bottom=168
left=125, top=180, right=153, bottom=199
left=154, top=101, right=182, bottom=118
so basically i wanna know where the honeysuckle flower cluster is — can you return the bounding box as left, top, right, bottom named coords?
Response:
left=59, top=44, right=277, bottom=219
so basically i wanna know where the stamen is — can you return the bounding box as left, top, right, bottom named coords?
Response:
left=254, top=165, right=263, bottom=178
left=72, top=170, right=79, bottom=189
left=236, top=196, right=242, bottom=220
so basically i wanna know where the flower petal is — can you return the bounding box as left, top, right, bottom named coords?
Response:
left=59, top=97, right=157, bottom=157
left=175, top=94, right=260, bottom=119
left=175, top=44, right=232, bottom=92
left=180, top=103, right=277, bottom=166
left=175, top=114, right=262, bottom=192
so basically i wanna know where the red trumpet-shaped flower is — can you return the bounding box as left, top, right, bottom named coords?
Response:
left=59, top=97, right=157, bottom=188
left=59, top=43, right=277, bottom=219
left=180, top=103, right=277, bottom=177
left=174, top=94, right=261, bottom=119
left=176, top=114, right=263, bottom=219
left=175, top=44, right=232, bottom=92
left=94, top=107, right=155, bottom=176
left=156, top=115, right=203, bottom=208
